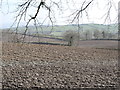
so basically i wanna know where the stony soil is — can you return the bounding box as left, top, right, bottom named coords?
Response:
left=2, top=43, right=118, bottom=89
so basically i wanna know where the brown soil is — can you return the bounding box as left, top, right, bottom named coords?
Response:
left=79, top=40, right=118, bottom=49
left=2, top=42, right=118, bottom=89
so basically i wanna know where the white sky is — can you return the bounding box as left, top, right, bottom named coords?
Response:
left=0, top=0, right=119, bottom=28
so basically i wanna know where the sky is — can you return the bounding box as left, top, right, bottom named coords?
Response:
left=0, top=0, right=119, bottom=29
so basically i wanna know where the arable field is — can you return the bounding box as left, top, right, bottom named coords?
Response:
left=2, top=42, right=118, bottom=89
left=78, top=40, right=118, bottom=49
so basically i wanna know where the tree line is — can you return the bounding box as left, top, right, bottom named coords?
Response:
left=63, top=30, right=118, bottom=46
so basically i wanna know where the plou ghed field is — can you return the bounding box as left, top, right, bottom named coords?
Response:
left=2, top=42, right=118, bottom=89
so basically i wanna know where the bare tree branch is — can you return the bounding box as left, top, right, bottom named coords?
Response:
left=71, top=0, right=94, bottom=23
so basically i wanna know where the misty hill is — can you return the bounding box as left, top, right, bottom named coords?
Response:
left=2, top=23, right=118, bottom=36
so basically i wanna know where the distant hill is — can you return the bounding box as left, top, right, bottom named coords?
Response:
left=2, top=23, right=118, bottom=36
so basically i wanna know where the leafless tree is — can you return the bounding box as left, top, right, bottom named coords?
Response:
left=63, top=30, right=79, bottom=46
left=102, top=31, right=106, bottom=39
left=0, top=0, right=117, bottom=42
left=93, top=30, right=101, bottom=39
left=84, top=30, right=92, bottom=40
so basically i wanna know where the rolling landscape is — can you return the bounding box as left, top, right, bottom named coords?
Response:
left=1, top=23, right=119, bottom=89
left=3, top=24, right=118, bottom=36
left=0, top=0, right=119, bottom=89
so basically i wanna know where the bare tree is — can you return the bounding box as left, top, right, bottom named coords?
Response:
left=84, top=30, right=92, bottom=40
left=102, top=31, right=106, bottom=39
left=93, top=30, right=101, bottom=39
left=63, top=30, right=79, bottom=46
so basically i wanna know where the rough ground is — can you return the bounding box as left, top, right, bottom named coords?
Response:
left=79, top=40, right=118, bottom=49
left=2, top=43, right=118, bottom=89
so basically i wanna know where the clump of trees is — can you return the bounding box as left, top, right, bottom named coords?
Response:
left=63, top=30, right=79, bottom=46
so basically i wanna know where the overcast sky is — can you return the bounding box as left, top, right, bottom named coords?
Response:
left=0, top=0, right=119, bottom=29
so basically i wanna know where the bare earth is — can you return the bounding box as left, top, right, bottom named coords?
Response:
left=2, top=42, right=118, bottom=89
left=79, top=40, right=118, bottom=49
